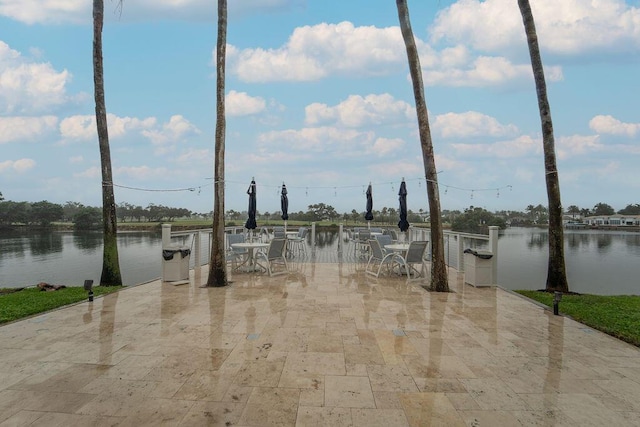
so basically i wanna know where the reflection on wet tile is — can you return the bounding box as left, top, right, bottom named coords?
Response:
left=399, top=392, right=465, bottom=427
left=296, top=406, right=352, bottom=426
left=238, top=387, right=299, bottom=426
left=1, top=263, right=639, bottom=425
left=325, top=375, right=375, bottom=408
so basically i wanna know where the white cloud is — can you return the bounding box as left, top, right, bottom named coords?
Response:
left=228, top=21, right=407, bottom=82
left=69, top=155, right=83, bottom=163
left=226, top=90, right=266, bottom=117
left=59, top=113, right=157, bottom=142
left=258, top=126, right=375, bottom=153
left=305, top=93, right=415, bottom=128
left=73, top=166, right=100, bottom=179
left=370, top=137, right=405, bottom=157
left=141, top=115, right=201, bottom=147
left=452, top=135, right=540, bottom=158
left=115, top=165, right=169, bottom=180
left=557, top=134, right=603, bottom=159
left=0, top=0, right=305, bottom=24
left=0, top=158, right=36, bottom=173
left=0, top=41, right=71, bottom=114
left=425, top=54, right=563, bottom=87
left=0, top=116, right=58, bottom=144
left=431, top=0, right=640, bottom=57
left=433, top=111, right=519, bottom=138
left=369, top=160, right=422, bottom=178
left=589, top=115, right=640, bottom=137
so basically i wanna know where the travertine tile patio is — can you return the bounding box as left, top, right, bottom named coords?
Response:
left=1, top=260, right=639, bottom=426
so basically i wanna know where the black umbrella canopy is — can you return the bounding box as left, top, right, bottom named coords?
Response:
left=365, top=184, right=374, bottom=221
left=245, top=179, right=257, bottom=230
left=281, top=183, right=289, bottom=221
left=398, top=180, right=410, bottom=232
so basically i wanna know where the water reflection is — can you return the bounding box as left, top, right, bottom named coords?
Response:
left=74, top=231, right=102, bottom=251
left=29, top=232, right=63, bottom=256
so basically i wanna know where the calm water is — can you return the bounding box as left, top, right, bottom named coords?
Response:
left=1, top=227, right=639, bottom=295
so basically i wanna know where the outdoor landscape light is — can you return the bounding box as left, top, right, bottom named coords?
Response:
left=84, top=279, right=94, bottom=302
left=553, top=291, right=562, bottom=315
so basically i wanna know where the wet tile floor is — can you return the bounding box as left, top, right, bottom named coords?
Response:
left=1, top=261, right=639, bottom=426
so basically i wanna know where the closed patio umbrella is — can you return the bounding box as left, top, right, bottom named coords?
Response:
left=281, top=183, right=289, bottom=232
left=398, top=179, right=410, bottom=234
left=365, top=183, right=374, bottom=227
left=245, top=179, right=257, bottom=234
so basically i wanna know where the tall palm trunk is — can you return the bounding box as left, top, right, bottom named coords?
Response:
left=396, top=0, right=448, bottom=292
left=518, top=0, right=568, bottom=293
left=206, top=0, right=228, bottom=287
left=93, top=0, right=122, bottom=286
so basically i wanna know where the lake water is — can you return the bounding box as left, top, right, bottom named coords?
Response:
left=1, top=227, right=638, bottom=295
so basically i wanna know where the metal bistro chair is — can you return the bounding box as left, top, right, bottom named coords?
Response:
left=273, top=227, right=286, bottom=239
left=226, top=233, right=248, bottom=271
left=375, top=234, right=394, bottom=255
left=366, top=239, right=400, bottom=277
left=383, top=229, right=398, bottom=241
left=288, top=227, right=308, bottom=255
left=395, top=240, right=429, bottom=281
left=255, top=238, right=288, bottom=276
left=356, top=229, right=372, bottom=257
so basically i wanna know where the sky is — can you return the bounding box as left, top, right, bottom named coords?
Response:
left=1, top=0, right=639, bottom=217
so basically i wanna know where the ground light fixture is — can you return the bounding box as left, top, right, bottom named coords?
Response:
left=553, top=291, right=562, bottom=315
left=84, top=279, right=94, bottom=302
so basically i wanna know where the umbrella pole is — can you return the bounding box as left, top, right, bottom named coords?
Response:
left=284, top=220, right=287, bottom=233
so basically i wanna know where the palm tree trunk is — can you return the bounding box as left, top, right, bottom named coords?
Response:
left=395, top=0, right=448, bottom=292
left=206, top=0, right=228, bottom=287
left=518, top=0, right=568, bottom=293
left=93, top=0, right=122, bottom=286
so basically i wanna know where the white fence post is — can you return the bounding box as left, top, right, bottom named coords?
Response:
left=162, top=224, right=171, bottom=248
left=489, top=226, right=499, bottom=285
left=338, top=223, right=343, bottom=255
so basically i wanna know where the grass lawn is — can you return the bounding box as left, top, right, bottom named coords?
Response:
left=516, top=290, right=640, bottom=347
left=0, top=286, right=123, bottom=324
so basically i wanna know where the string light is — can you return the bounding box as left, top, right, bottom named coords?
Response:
left=110, top=178, right=514, bottom=200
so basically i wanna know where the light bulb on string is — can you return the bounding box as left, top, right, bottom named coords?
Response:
left=444, top=186, right=448, bottom=195
left=305, top=187, right=308, bottom=197
left=334, top=187, right=337, bottom=197
left=470, top=190, right=474, bottom=199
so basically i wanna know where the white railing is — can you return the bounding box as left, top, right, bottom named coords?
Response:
left=162, top=223, right=499, bottom=285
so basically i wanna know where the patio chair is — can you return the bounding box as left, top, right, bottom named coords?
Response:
left=259, top=226, right=271, bottom=243
left=375, top=234, right=393, bottom=254
left=383, top=229, right=398, bottom=241
left=366, top=239, right=400, bottom=277
left=226, top=233, right=248, bottom=271
left=395, top=240, right=429, bottom=281
left=288, top=227, right=308, bottom=255
left=255, top=238, right=288, bottom=276
left=356, top=229, right=371, bottom=257
left=273, top=227, right=285, bottom=239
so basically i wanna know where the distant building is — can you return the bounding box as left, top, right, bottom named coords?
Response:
left=583, top=214, right=640, bottom=226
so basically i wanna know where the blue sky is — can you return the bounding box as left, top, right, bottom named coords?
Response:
left=1, top=0, right=639, bottom=216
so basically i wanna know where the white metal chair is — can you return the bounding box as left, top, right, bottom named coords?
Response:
left=226, top=233, right=248, bottom=271
left=366, top=239, right=400, bottom=277
left=255, top=238, right=288, bottom=276
left=395, top=240, right=428, bottom=281
left=375, top=234, right=393, bottom=254
left=356, top=229, right=371, bottom=257
left=288, top=227, right=308, bottom=255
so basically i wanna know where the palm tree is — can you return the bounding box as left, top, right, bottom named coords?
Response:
left=206, top=0, right=228, bottom=287
left=518, top=0, right=568, bottom=293
left=395, top=0, right=448, bottom=292
left=93, top=0, right=122, bottom=286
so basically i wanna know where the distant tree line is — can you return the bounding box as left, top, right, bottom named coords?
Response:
left=1, top=194, right=637, bottom=232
